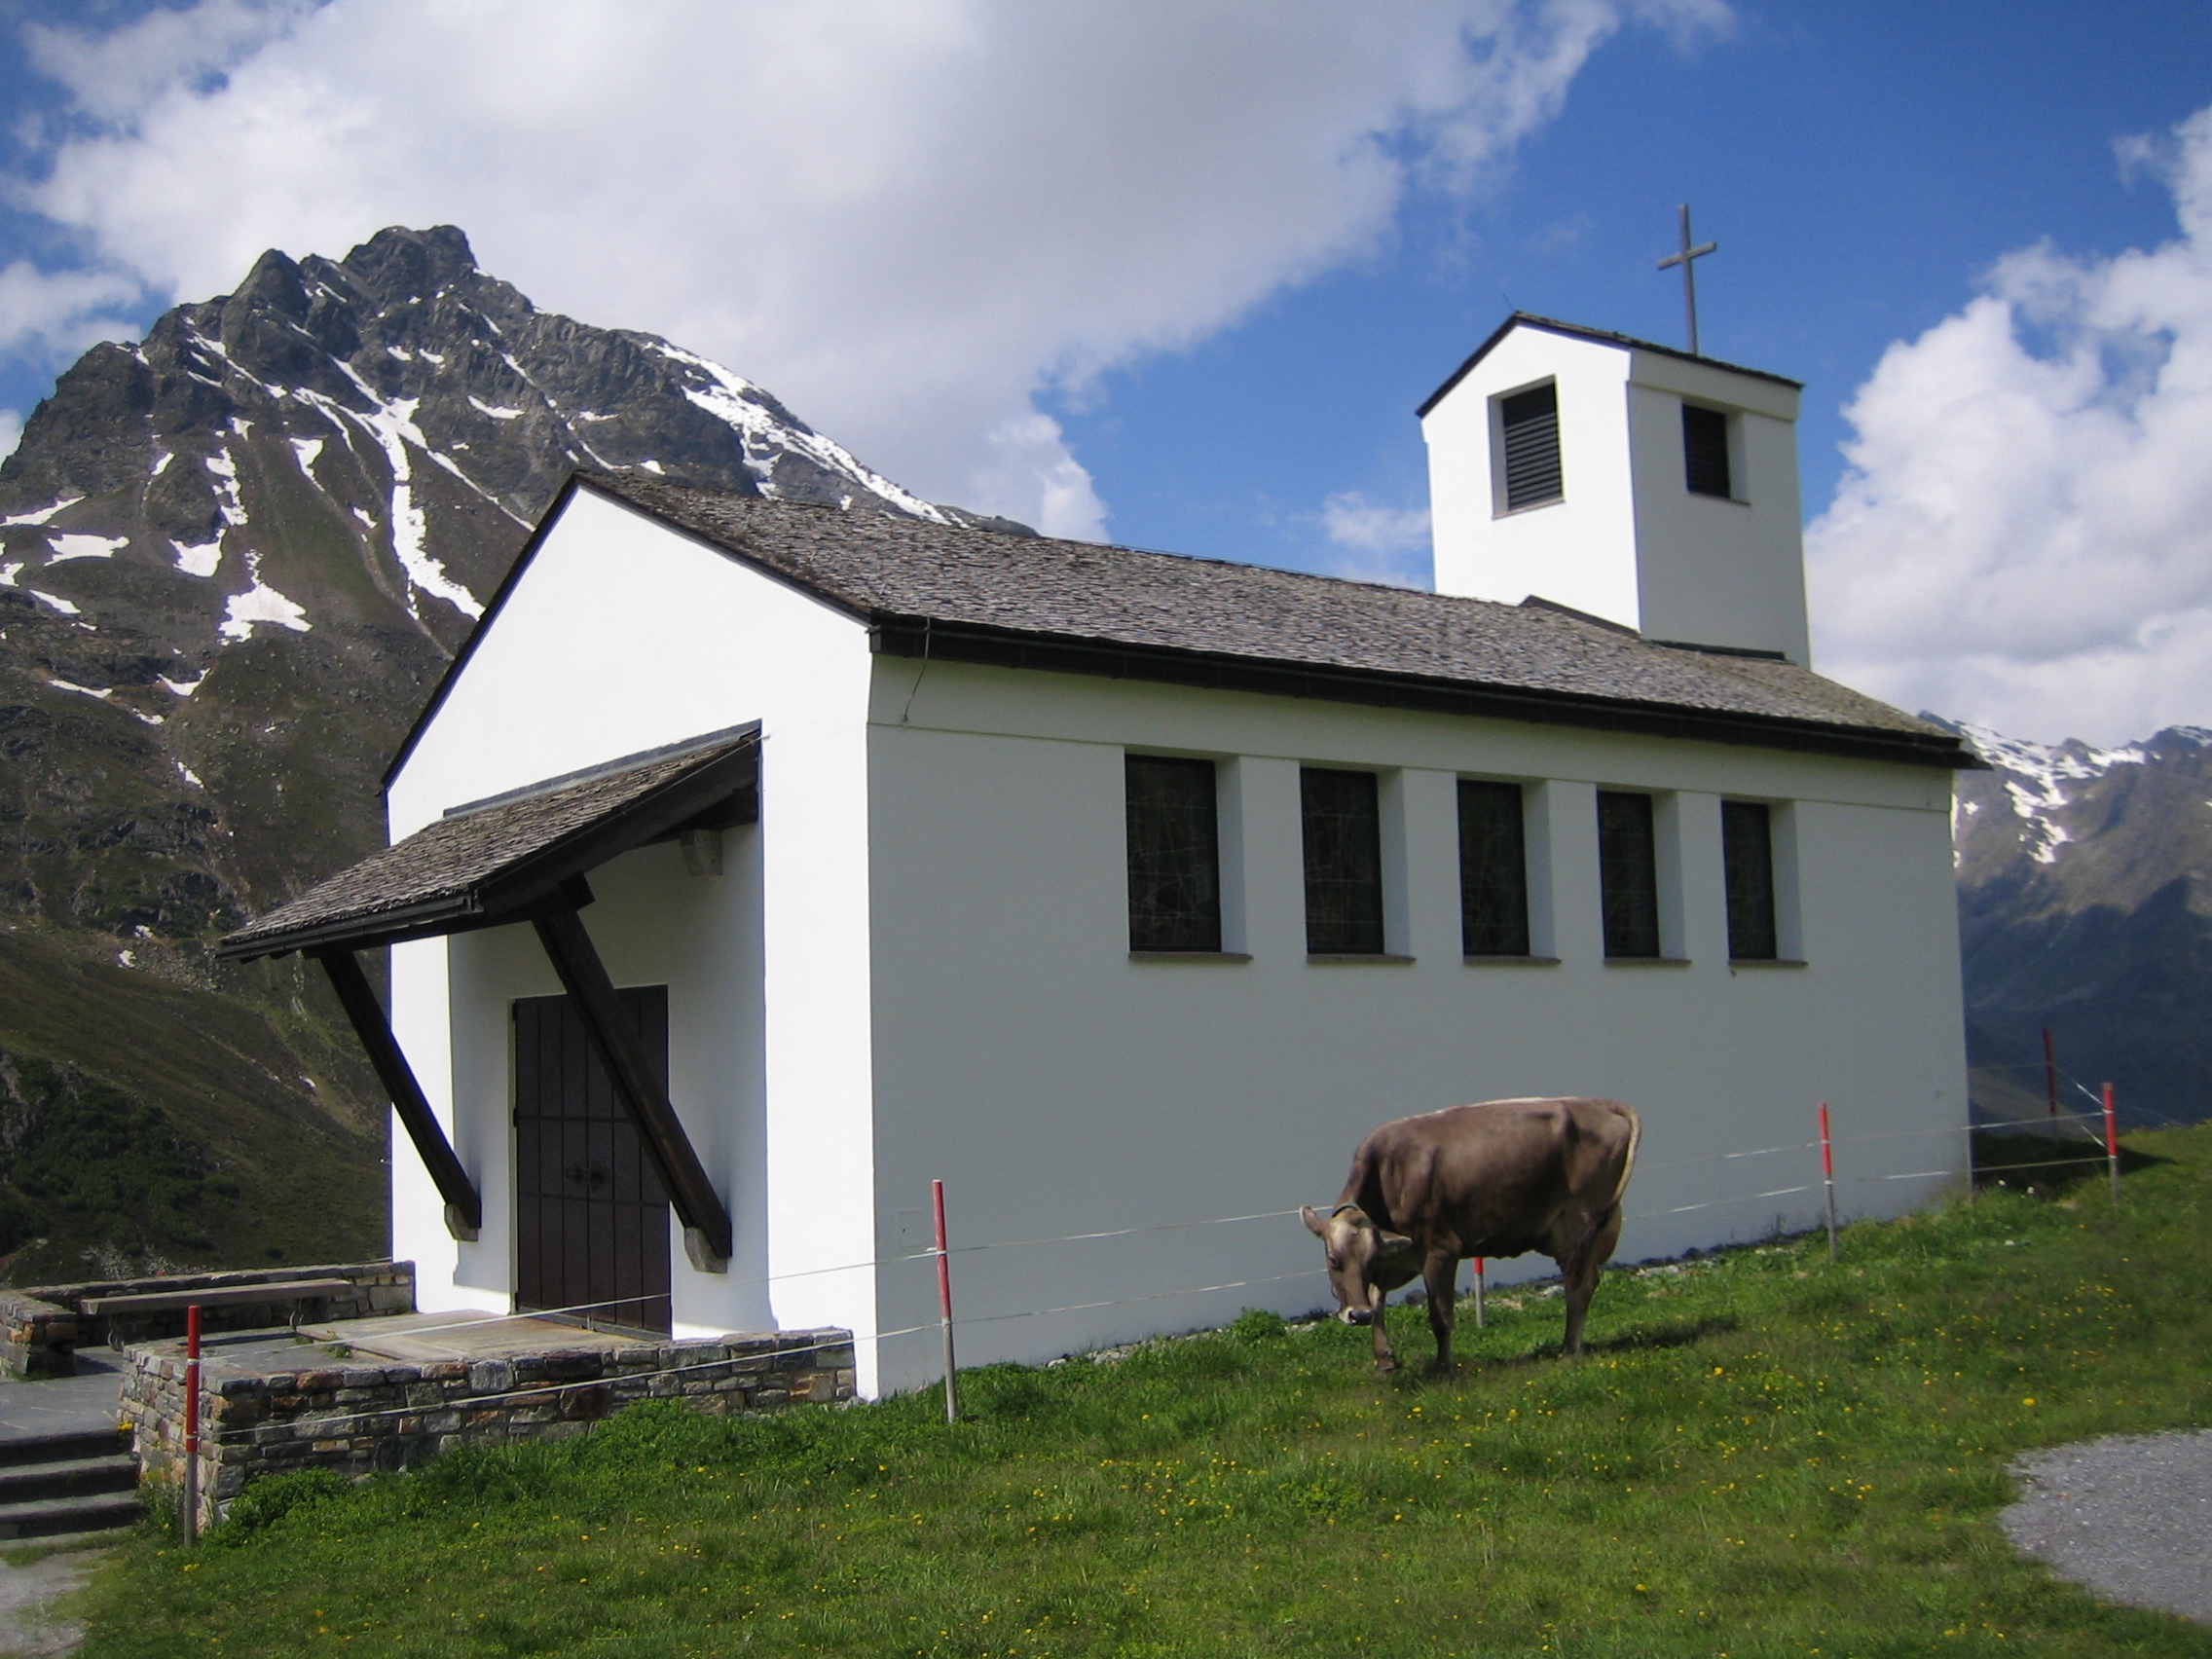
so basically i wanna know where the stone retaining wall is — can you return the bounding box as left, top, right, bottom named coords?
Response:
left=0, top=1292, right=77, bottom=1380
left=2, top=1262, right=414, bottom=1378
left=125, top=1327, right=857, bottom=1530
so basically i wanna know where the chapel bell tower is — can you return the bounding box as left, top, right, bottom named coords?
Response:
left=1419, top=313, right=1811, bottom=665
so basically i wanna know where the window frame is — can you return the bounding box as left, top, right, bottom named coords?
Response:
left=1681, top=399, right=1743, bottom=502
left=1493, top=379, right=1565, bottom=516
left=1595, top=790, right=1664, bottom=960
left=1457, top=778, right=1532, bottom=957
left=1300, top=766, right=1387, bottom=956
left=1720, top=799, right=1779, bottom=961
left=1124, top=754, right=1224, bottom=954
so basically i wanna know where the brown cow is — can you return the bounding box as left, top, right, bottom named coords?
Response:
left=1302, top=1097, right=1641, bottom=1373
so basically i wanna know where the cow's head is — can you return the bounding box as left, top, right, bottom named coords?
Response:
left=1302, top=1203, right=1419, bottom=1324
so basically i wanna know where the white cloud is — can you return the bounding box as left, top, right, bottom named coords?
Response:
left=0, top=261, right=144, bottom=359
left=1808, top=103, right=2212, bottom=749
left=1319, top=490, right=1432, bottom=586
left=0, top=410, right=19, bottom=463
left=5, top=0, right=1717, bottom=536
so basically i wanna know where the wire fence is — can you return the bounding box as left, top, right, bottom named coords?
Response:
left=150, top=1091, right=2175, bottom=1467
left=297, top=1096, right=2138, bottom=1354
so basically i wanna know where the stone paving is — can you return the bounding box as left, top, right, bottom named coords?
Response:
left=0, top=1361, right=122, bottom=1446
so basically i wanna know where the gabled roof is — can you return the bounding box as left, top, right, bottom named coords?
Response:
left=1416, top=313, right=1803, bottom=418
left=223, top=725, right=757, bottom=961
left=384, top=472, right=1972, bottom=783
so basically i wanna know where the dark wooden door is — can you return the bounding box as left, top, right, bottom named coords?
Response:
left=514, top=986, right=673, bottom=1335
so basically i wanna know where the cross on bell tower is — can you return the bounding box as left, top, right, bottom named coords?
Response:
left=1655, top=203, right=1717, bottom=356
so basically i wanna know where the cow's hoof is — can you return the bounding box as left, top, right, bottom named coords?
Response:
left=1373, top=1359, right=1400, bottom=1376
left=1426, top=1360, right=1455, bottom=1376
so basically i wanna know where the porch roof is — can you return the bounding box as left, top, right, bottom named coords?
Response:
left=217, top=724, right=758, bottom=963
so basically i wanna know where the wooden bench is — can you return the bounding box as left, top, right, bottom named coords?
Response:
left=81, top=1279, right=356, bottom=1346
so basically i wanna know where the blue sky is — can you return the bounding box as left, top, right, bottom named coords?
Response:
left=1051, top=2, right=2212, bottom=572
left=0, top=2, right=2207, bottom=741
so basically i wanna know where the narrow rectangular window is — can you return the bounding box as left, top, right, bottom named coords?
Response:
left=1722, top=800, right=1779, bottom=960
left=1499, top=382, right=1563, bottom=510
left=1302, top=767, right=1384, bottom=954
left=1458, top=780, right=1530, bottom=956
left=1596, top=791, right=1661, bottom=958
left=1682, top=403, right=1732, bottom=498
left=1125, top=756, right=1221, bottom=952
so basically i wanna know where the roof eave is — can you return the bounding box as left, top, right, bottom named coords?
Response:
left=867, top=614, right=1975, bottom=770
left=1417, top=312, right=1804, bottom=418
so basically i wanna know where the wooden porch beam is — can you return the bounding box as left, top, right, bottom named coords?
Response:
left=532, top=905, right=733, bottom=1272
left=315, top=948, right=482, bottom=1241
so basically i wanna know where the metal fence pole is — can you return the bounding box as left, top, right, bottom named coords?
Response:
left=1819, top=1102, right=1838, bottom=1261
left=2103, top=1084, right=2121, bottom=1207
left=933, top=1179, right=959, bottom=1423
left=182, top=1304, right=202, bottom=1545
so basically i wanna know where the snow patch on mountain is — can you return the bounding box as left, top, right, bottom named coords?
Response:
left=3, top=498, right=81, bottom=526
left=29, top=590, right=81, bottom=615
left=1960, top=720, right=2154, bottom=865
left=318, top=387, right=485, bottom=620
left=219, top=551, right=311, bottom=640
left=206, top=446, right=248, bottom=530
left=48, top=533, right=126, bottom=564
left=173, top=539, right=223, bottom=578
left=649, top=342, right=950, bottom=523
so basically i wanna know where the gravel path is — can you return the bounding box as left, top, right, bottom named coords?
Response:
left=0, top=1547, right=105, bottom=1657
left=2002, top=1429, right=2212, bottom=1625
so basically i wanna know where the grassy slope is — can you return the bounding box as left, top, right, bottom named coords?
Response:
left=69, top=1129, right=2212, bottom=1658
left=0, top=931, right=384, bottom=1281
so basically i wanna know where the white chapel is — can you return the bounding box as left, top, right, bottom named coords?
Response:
left=224, top=314, right=1974, bottom=1398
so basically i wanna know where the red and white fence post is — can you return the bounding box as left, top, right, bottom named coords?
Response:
left=182, top=1303, right=202, bottom=1545
left=1473, top=1257, right=1486, bottom=1329
left=2103, top=1083, right=2121, bottom=1208
left=1819, top=1102, right=1838, bottom=1262
left=933, top=1178, right=959, bottom=1424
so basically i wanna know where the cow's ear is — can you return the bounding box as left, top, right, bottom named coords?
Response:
left=1301, top=1205, right=1327, bottom=1236
left=1378, top=1231, right=1416, bottom=1255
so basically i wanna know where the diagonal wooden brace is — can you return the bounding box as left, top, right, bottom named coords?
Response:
left=316, top=947, right=482, bottom=1240
left=533, top=905, right=732, bottom=1271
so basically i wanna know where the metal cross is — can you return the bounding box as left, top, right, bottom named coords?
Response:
left=1655, top=203, right=1717, bottom=356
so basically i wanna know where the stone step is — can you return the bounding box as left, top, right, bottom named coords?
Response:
left=0, top=1490, right=143, bottom=1541
left=0, top=1427, right=129, bottom=1469
left=0, top=1455, right=139, bottom=1505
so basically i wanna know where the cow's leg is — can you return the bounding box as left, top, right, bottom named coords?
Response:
left=1367, top=1282, right=1398, bottom=1374
left=1422, top=1251, right=1459, bottom=1373
left=1559, top=1205, right=1624, bottom=1356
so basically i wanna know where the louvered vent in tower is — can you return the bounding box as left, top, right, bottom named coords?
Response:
left=1499, top=382, right=1563, bottom=511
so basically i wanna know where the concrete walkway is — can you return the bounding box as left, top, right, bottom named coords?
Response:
left=2003, top=1429, right=2212, bottom=1626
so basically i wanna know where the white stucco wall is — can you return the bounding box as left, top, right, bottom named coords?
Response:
left=1426, top=329, right=1641, bottom=625
left=863, top=658, right=1966, bottom=1394
left=385, top=487, right=886, bottom=1390
left=1424, top=325, right=1810, bottom=662
left=378, top=485, right=1962, bottom=1407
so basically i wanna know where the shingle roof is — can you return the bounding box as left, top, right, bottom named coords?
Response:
left=222, top=726, right=757, bottom=961
left=552, top=474, right=1965, bottom=769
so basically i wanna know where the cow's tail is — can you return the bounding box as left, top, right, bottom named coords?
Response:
left=1607, top=1104, right=1642, bottom=1213
left=1565, top=1105, right=1641, bottom=1273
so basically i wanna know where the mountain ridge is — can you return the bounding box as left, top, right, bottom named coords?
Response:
left=1944, top=717, right=2212, bottom=1130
